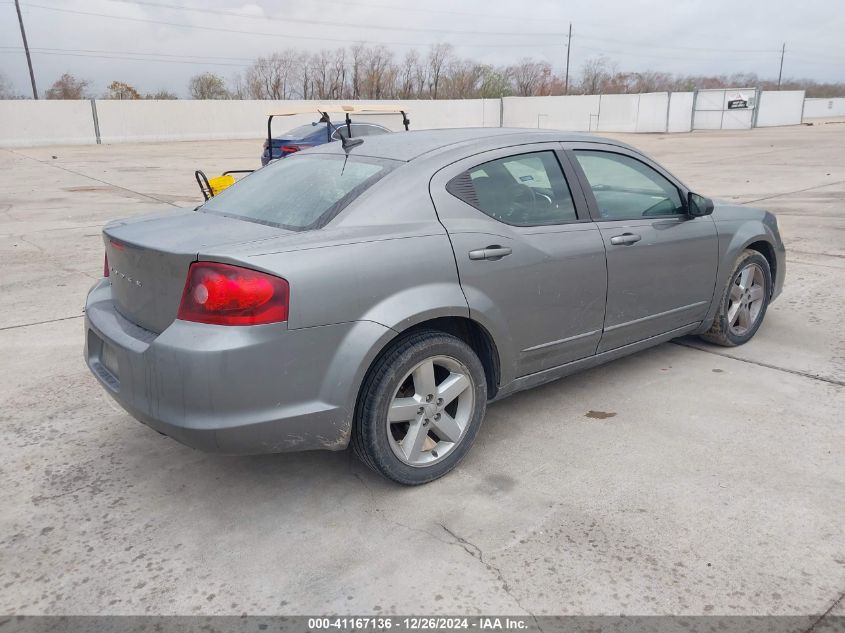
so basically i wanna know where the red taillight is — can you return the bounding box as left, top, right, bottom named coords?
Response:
left=177, top=262, right=289, bottom=326
left=281, top=144, right=311, bottom=154
left=104, top=252, right=109, bottom=277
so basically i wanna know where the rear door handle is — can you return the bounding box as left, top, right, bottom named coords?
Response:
left=468, top=245, right=513, bottom=261
left=609, top=233, right=642, bottom=246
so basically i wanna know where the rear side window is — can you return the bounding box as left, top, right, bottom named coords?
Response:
left=446, top=151, right=577, bottom=226
left=202, top=155, right=395, bottom=230
left=574, top=150, right=684, bottom=219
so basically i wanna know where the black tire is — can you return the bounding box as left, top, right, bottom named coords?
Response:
left=700, top=249, right=772, bottom=347
left=352, top=329, right=487, bottom=485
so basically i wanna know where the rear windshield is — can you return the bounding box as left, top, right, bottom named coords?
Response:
left=201, top=154, right=396, bottom=230
left=283, top=123, right=323, bottom=139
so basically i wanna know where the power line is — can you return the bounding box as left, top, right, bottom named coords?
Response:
left=96, top=0, right=571, bottom=38
left=16, top=2, right=568, bottom=48
left=0, top=48, right=251, bottom=67
left=573, top=32, right=779, bottom=54
left=0, top=45, right=255, bottom=63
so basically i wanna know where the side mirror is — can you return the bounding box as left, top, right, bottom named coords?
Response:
left=688, top=192, right=715, bottom=217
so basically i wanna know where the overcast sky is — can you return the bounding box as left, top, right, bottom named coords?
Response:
left=1, top=0, right=843, bottom=98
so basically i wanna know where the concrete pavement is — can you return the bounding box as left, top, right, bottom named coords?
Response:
left=1, top=124, right=843, bottom=617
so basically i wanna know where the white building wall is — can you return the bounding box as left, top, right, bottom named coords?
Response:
left=0, top=100, right=97, bottom=147
left=755, top=90, right=805, bottom=127
left=803, top=98, right=845, bottom=119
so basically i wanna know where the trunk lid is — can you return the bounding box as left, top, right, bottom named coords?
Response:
left=104, top=210, right=286, bottom=333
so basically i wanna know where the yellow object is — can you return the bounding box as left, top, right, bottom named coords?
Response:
left=208, top=174, right=236, bottom=196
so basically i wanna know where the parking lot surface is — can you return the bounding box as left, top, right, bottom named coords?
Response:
left=1, top=123, right=843, bottom=617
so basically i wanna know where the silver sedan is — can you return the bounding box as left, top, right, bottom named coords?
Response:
left=84, top=129, right=785, bottom=484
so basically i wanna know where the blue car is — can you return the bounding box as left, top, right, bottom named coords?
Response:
left=261, top=120, right=390, bottom=165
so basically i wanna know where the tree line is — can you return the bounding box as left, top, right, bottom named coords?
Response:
left=2, top=44, right=843, bottom=100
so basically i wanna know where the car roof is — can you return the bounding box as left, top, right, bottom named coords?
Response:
left=307, top=127, right=634, bottom=162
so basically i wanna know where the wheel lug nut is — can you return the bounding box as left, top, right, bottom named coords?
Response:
left=423, top=419, right=430, bottom=426
left=434, top=413, right=441, bottom=420
left=426, top=394, right=433, bottom=402
left=436, top=398, right=443, bottom=406
left=417, top=407, right=424, bottom=415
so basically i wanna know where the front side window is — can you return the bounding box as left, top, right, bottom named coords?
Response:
left=202, top=154, right=395, bottom=230
left=447, top=151, right=577, bottom=226
left=574, top=150, right=684, bottom=219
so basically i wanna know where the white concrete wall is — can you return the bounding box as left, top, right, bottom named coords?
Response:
left=635, top=93, right=672, bottom=133
left=0, top=92, right=825, bottom=147
left=803, top=97, right=845, bottom=119
left=93, top=98, right=500, bottom=144
left=667, top=92, right=694, bottom=132
left=756, top=90, right=806, bottom=127
left=503, top=93, right=685, bottom=134
left=502, top=95, right=601, bottom=131
left=0, top=100, right=97, bottom=147
left=595, top=94, right=640, bottom=133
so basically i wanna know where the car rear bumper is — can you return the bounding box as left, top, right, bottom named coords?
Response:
left=84, top=279, right=391, bottom=454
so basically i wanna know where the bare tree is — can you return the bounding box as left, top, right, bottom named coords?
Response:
left=577, top=56, right=617, bottom=94
left=189, top=72, right=228, bottom=99
left=426, top=43, right=454, bottom=99
left=508, top=59, right=549, bottom=96
left=309, top=48, right=346, bottom=100
left=0, top=71, right=19, bottom=99
left=397, top=49, right=422, bottom=99
left=226, top=73, right=248, bottom=99
left=45, top=73, right=91, bottom=99
left=361, top=46, right=396, bottom=99
left=245, top=51, right=298, bottom=99
left=349, top=44, right=367, bottom=99
left=443, top=59, right=485, bottom=98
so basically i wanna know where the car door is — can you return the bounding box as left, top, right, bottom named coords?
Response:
left=430, top=144, right=607, bottom=380
left=566, top=143, right=718, bottom=353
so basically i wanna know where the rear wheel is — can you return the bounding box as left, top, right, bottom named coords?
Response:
left=352, top=330, right=487, bottom=485
left=700, top=249, right=772, bottom=346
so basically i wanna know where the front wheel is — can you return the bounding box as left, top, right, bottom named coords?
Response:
left=352, top=330, right=487, bottom=485
left=700, top=249, right=772, bottom=347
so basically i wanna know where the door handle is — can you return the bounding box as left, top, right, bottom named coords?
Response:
left=609, top=233, right=642, bottom=246
left=468, top=245, right=513, bottom=261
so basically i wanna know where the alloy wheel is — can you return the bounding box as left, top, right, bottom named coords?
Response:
left=386, top=355, right=475, bottom=467
left=727, top=262, right=766, bottom=337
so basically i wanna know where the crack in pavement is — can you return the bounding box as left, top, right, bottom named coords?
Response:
left=439, top=523, right=543, bottom=629
left=0, top=314, right=84, bottom=332
left=2, top=148, right=179, bottom=207
left=672, top=340, right=845, bottom=387
left=804, top=591, right=845, bottom=633
left=741, top=179, right=845, bottom=205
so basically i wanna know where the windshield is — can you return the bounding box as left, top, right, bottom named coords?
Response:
left=201, top=154, right=395, bottom=230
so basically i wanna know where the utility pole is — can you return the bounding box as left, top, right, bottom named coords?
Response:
left=777, top=42, right=785, bottom=90
left=564, top=23, right=572, bottom=95
left=14, top=0, right=38, bottom=99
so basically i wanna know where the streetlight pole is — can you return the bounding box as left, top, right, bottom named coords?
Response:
left=777, top=42, right=785, bottom=90
left=14, top=0, right=38, bottom=99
